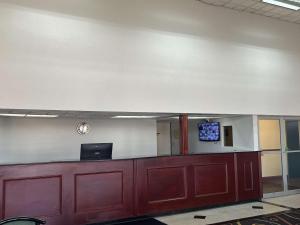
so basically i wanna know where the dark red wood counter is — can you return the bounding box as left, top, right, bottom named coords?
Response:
left=0, top=152, right=262, bottom=225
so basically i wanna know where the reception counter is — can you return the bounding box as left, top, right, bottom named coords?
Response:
left=0, top=151, right=262, bottom=225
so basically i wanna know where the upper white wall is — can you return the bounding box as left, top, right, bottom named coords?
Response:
left=1, top=0, right=300, bottom=115
left=0, top=117, right=157, bottom=164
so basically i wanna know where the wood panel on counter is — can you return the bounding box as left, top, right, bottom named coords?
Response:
left=134, top=154, right=236, bottom=215
left=0, top=152, right=261, bottom=225
left=0, top=160, right=134, bottom=225
left=236, top=152, right=261, bottom=201
left=189, top=154, right=236, bottom=208
left=135, top=156, right=191, bottom=215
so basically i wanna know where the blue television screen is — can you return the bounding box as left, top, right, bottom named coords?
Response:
left=198, top=122, right=220, bottom=142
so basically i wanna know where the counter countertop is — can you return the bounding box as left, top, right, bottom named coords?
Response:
left=0, top=150, right=261, bottom=166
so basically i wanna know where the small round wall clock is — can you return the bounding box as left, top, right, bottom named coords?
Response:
left=76, top=122, right=90, bottom=135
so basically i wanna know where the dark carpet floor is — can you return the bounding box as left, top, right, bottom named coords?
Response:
left=212, top=209, right=300, bottom=225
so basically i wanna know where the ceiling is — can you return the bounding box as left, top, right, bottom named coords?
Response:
left=0, top=109, right=174, bottom=119
left=198, top=0, right=300, bottom=24
left=0, top=109, right=240, bottom=120
left=2, top=0, right=300, bottom=27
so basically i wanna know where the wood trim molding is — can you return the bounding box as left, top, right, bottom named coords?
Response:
left=257, top=152, right=263, bottom=199
left=179, top=114, right=189, bottom=155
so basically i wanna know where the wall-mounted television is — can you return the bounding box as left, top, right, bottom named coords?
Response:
left=198, top=122, right=220, bottom=142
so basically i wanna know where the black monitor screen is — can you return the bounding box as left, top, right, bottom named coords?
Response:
left=80, top=143, right=113, bottom=160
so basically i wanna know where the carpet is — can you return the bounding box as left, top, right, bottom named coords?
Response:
left=212, top=209, right=300, bottom=225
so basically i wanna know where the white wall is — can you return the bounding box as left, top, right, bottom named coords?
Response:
left=189, top=116, right=254, bottom=153
left=0, top=117, right=157, bottom=164
left=1, top=0, right=300, bottom=115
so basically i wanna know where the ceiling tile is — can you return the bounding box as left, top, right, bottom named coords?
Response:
left=197, top=0, right=300, bottom=25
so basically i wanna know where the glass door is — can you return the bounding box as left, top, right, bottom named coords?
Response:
left=258, top=119, right=284, bottom=196
left=259, top=117, right=300, bottom=198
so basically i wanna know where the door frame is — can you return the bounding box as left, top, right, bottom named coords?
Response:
left=258, top=116, right=300, bottom=199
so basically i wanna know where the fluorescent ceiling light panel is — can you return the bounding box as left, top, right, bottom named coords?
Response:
left=0, top=113, right=26, bottom=117
left=167, top=116, right=219, bottom=120
left=0, top=113, right=58, bottom=118
left=263, top=0, right=300, bottom=10
left=26, top=114, right=59, bottom=118
left=188, top=116, right=219, bottom=120
left=112, top=116, right=158, bottom=119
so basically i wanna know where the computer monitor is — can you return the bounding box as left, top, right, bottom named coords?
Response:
left=80, top=143, right=113, bottom=160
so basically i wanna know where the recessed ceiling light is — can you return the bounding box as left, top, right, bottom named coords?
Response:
left=262, top=0, right=300, bottom=10
left=112, top=116, right=158, bottom=119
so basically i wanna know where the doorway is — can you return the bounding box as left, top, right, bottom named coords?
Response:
left=259, top=119, right=284, bottom=196
left=157, top=121, right=171, bottom=156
